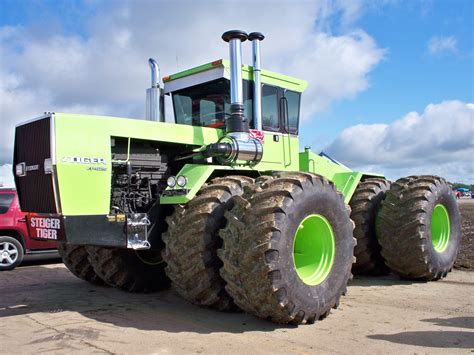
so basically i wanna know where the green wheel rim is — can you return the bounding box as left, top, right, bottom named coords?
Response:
left=431, top=204, right=450, bottom=253
left=293, top=214, right=335, bottom=286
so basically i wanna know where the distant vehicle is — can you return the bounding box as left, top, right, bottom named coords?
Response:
left=0, top=188, right=58, bottom=270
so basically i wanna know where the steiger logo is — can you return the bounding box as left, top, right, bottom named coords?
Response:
left=61, top=156, right=107, bottom=165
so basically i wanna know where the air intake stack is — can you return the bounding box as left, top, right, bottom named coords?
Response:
left=249, top=32, right=265, bottom=132
left=146, top=58, right=164, bottom=122
left=221, top=30, right=249, bottom=133
left=202, top=30, right=263, bottom=166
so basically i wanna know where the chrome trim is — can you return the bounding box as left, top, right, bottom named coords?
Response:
left=251, top=39, right=263, bottom=131
left=15, top=163, right=26, bottom=177
left=146, top=58, right=164, bottom=122
left=148, top=58, right=160, bottom=89
left=50, top=114, right=62, bottom=213
left=228, top=38, right=244, bottom=105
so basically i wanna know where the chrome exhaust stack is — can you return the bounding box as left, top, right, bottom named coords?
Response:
left=249, top=32, right=265, bottom=132
left=202, top=30, right=263, bottom=166
left=146, top=58, right=164, bottom=122
left=222, top=30, right=249, bottom=133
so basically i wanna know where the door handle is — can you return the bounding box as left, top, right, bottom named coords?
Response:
left=17, top=218, right=27, bottom=223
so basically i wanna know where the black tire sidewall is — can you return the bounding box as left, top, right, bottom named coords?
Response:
left=276, top=182, right=353, bottom=310
left=0, top=236, right=24, bottom=271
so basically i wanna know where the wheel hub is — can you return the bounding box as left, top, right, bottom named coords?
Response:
left=431, top=204, right=450, bottom=253
left=293, top=214, right=335, bottom=286
left=1, top=242, right=18, bottom=265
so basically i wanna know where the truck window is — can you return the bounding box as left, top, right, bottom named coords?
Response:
left=261, top=85, right=279, bottom=131
left=173, top=78, right=253, bottom=128
left=0, top=194, right=14, bottom=214
left=284, top=90, right=301, bottom=134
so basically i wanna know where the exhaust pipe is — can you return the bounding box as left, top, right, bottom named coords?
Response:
left=249, top=32, right=265, bottom=132
left=146, top=58, right=164, bottom=122
left=202, top=30, right=263, bottom=166
left=222, top=30, right=249, bottom=133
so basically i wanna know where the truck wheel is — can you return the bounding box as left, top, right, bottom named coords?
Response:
left=0, top=236, right=24, bottom=271
left=86, top=246, right=170, bottom=292
left=219, top=172, right=355, bottom=324
left=376, top=176, right=461, bottom=280
left=162, top=176, right=253, bottom=311
left=58, top=244, right=104, bottom=285
left=350, top=178, right=390, bottom=275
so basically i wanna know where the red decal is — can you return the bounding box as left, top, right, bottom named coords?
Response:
left=27, top=213, right=66, bottom=241
left=249, top=129, right=265, bottom=142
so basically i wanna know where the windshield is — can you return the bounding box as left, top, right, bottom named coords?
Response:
left=172, top=78, right=253, bottom=128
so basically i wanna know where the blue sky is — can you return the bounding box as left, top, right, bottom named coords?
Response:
left=0, top=0, right=473, bottom=182
left=309, top=0, right=473, bottom=148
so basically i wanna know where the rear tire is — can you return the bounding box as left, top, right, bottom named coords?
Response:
left=350, top=178, right=390, bottom=275
left=87, top=246, right=170, bottom=292
left=219, top=172, right=355, bottom=324
left=376, top=175, right=461, bottom=280
left=162, top=176, right=253, bottom=310
left=0, top=236, right=24, bottom=271
left=58, top=244, right=104, bottom=285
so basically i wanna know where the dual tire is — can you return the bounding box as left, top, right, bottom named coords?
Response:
left=162, top=173, right=356, bottom=324
left=376, top=175, right=461, bottom=280
left=219, top=173, right=355, bottom=324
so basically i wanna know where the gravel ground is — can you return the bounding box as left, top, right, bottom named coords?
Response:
left=0, top=264, right=473, bottom=354
left=0, top=199, right=471, bottom=353
left=455, top=199, right=474, bottom=270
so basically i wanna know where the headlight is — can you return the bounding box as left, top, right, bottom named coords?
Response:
left=176, top=175, right=187, bottom=187
left=44, top=158, right=53, bottom=174
left=167, top=176, right=177, bottom=188
left=15, top=163, right=26, bottom=177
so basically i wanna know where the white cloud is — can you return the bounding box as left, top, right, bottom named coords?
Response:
left=427, top=36, right=458, bottom=55
left=325, top=100, right=474, bottom=183
left=0, top=164, right=14, bottom=188
left=0, top=0, right=385, bottom=163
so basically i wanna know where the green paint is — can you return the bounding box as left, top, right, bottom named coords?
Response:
left=293, top=214, right=335, bottom=286
left=298, top=149, right=382, bottom=203
left=431, top=204, right=450, bottom=253
left=52, top=112, right=381, bottom=213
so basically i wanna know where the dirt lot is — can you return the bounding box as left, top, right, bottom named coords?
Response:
left=455, top=199, right=474, bottom=269
left=1, top=199, right=472, bottom=354
left=1, top=262, right=473, bottom=354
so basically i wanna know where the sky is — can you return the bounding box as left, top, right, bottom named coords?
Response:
left=0, top=0, right=473, bottom=184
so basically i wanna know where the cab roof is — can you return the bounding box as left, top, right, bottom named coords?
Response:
left=163, top=59, right=308, bottom=93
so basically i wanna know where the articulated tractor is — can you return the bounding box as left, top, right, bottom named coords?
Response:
left=13, top=30, right=461, bottom=324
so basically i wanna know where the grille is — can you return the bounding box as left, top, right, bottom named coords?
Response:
left=13, top=116, right=57, bottom=213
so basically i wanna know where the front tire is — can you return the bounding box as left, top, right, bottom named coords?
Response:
left=87, top=246, right=170, bottom=292
left=376, top=175, right=461, bottom=280
left=219, top=172, right=355, bottom=324
left=162, top=176, right=253, bottom=310
left=0, top=236, right=24, bottom=271
left=58, top=244, right=105, bottom=285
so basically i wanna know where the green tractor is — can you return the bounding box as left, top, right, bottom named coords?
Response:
left=13, top=30, right=461, bottom=324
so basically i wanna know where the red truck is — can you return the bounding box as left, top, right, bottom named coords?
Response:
left=0, top=188, right=58, bottom=270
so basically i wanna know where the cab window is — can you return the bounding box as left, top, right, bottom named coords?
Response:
left=173, top=78, right=253, bottom=129
left=261, top=85, right=279, bottom=131
left=284, top=90, right=301, bottom=134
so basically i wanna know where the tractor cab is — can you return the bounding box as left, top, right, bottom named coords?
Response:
left=162, top=59, right=307, bottom=135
